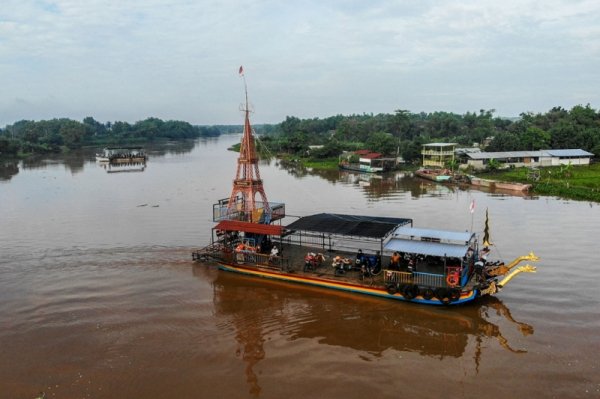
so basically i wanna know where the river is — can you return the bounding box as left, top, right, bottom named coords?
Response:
left=1, top=135, right=599, bottom=399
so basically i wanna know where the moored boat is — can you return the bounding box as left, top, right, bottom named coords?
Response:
left=192, top=69, right=539, bottom=306
left=470, top=176, right=531, bottom=192
left=414, top=168, right=453, bottom=182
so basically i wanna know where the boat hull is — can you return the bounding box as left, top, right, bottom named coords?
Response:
left=339, top=164, right=384, bottom=174
left=414, top=169, right=452, bottom=182
left=217, top=261, right=478, bottom=306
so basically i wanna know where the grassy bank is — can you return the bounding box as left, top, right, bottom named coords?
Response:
left=476, top=163, right=600, bottom=202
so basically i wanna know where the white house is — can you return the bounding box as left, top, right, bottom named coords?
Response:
left=460, top=149, right=593, bottom=170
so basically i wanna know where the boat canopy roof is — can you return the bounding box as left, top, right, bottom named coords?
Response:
left=384, top=239, right=469, bottom=258
left=391, top=226, right=473, bottom=244
left=384, top=226, right=475, bottom=258
left=214, top=220, right=284, bottom=236
left=286, top=213, right=412, bottom=239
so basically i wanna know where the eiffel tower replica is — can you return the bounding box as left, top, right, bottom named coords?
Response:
left=223, top=67, right=284, bottom=224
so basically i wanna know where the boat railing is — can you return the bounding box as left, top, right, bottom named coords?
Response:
left=232, top=250, right=289, bottom=271
left=384, top=269, right=446, bottom=288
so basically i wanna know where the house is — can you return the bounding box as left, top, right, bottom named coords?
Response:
left=459, top=149, right=593, bottom=170
left=422, top=143, right=456, bottom=168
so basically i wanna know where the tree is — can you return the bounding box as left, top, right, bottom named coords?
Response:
left=59, top=120, right=86, bottom=148
left=365, top=131, right=396, bottom=155
left=521, top=127, right=550, bottom=150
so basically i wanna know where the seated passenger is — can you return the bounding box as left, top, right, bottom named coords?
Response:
left=356, top=249, right=365, bottom=267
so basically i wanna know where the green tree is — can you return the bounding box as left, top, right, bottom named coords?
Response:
left=59, top=120, right=86, bottom=148
left=365, top=131, right=396, bottom=155
left=522, top=127, right=550, bottom=150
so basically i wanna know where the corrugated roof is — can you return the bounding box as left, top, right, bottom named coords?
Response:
left=423, top=143, right=457, bottom=147
left=545, top=149, right=594, bottom=157
left=466, top=151, right=543, bottom=160
left=391, top=226, right=473, bottom=244
left=286, top=213, right=412, bottom=239
left=466, top=149, right=593, bottom=160
left=360, top=153, right=382, bottom=159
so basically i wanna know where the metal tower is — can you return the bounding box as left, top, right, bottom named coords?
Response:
left=226, top=67, right=271, bottom=223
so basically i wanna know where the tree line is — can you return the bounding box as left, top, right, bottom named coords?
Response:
left=261, top=105, right=600, bottom=163
left=0, top=117, right=237, bottom=157
left=3, top=105, right=599, bottom=162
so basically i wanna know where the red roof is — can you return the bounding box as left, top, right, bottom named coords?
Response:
left=214, top=220, right=284, bottom=236
left=354, top=149, right=372, bottom=155
left=361, top=152, right=382, bottom=159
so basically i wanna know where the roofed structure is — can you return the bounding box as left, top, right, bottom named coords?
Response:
left=460, top=148, right=593, bottom=169
left=284, top=213, right=413, bottom=252
left=286, top=213, right=411, bottom=239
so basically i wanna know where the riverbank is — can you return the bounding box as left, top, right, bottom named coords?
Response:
left=475, top=163, right=600, bottom=202
left=282, top=155, right=600, bottom=203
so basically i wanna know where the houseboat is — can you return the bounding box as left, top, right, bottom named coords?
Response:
left=192, top=71, right=538, bottom=306
left=95, top=147, right=147, bottom=163
left=338, top=150, right=396, bottom=173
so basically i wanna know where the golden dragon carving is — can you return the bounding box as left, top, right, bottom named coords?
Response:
left=485, top=252, right=540, bottom=276
left=480, top=264, right=537, bottom=296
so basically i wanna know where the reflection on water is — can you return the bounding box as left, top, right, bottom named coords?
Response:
left=0, top=160, right=19, bottom=181
left=99, top=160, right=147, bottom=173
left=210, top=271, right=534, bottom=397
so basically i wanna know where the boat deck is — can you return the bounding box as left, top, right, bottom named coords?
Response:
left=194, top=241, right=462, bottom=291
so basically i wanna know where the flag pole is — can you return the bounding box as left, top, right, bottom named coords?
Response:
left=239, top=65, right=248, bottom=112
left=469, top=199, right=475, bottom=233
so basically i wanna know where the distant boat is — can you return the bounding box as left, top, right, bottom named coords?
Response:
left=95, top=147, right=147, bottom=163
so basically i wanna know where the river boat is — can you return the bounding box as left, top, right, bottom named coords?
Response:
left=95, top=147, right=147, bottom=163
left=469, top=176, right=531, bottom=192
left=192, top=70, right=539, bottom=306
left=414, top=168, right=453, bottom=182
left=339, top=161, right=384, bottom=174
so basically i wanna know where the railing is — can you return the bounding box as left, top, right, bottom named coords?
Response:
left=213, top=199, right=286, bottom=222
left=384, top=270, right=446, bottom=288
left=421, top=150, right=455, bottom=156
left=232, top=250, right=289, bottom=271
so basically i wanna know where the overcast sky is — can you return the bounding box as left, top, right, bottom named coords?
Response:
left=1, top=0, right=599, bottom=127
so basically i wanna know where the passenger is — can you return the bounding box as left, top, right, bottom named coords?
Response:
left=390, top=251, right=401, bottom=270
left=374, top=251, right=382, bottom=273
left=407, top=256, right=415, bottom=273
left=269, top=245, right=279, bottom=262
left=356, top=249, right=365, bottom=268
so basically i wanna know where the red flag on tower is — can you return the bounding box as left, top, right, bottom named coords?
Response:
left=239, top=65, right=244, bottom=75
left=469, top=199, right=475, bottom=214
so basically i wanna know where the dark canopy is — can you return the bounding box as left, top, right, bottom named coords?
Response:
left=285, top=213, right=412, bottom=239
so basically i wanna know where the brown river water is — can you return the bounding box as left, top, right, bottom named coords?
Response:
left=1, top=135, right=599, bottom=399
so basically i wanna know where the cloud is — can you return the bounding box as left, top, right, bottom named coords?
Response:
left=1, top=0, right=599, bottom=126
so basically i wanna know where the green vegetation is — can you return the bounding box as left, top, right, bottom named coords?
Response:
left=257, top=105, right=600, bottom=168
left=0, top=117, right=240, bottom=158
left=3, top=105, right=600, bottom=202
left=478, top=163, right=600, bottom=202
